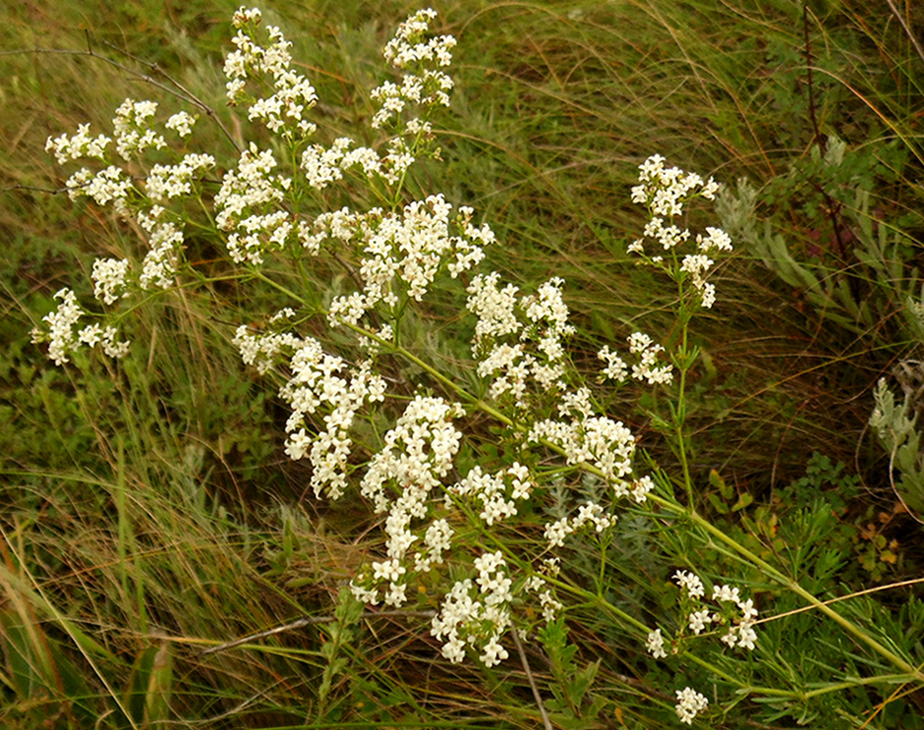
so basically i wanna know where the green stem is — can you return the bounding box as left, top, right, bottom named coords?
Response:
left=802, top=674, right=917, bottom=700
left=673, top=302, right=694, bottom=507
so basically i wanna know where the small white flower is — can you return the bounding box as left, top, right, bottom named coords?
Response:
left=165, top=111, right=196, bottom=137
left=738, top=597, right=758, bottom=621
left=113, top=98, right=165, bottom=159
left=700, top=282, right=716, bottom=309
left=41, top=288, right=82, bottom=366
left=232, top=6, right=262, bottom=27
left=91, top=257, right=130, bottom=305
left=712, top=584, right=741, bottom=604
left=674, top=570, right=705, bottom=599
left=45, top=123, right=111, bottom=164
left=631, top=475, right=654, bottom=502
left=349, top=580, right=378, bottom=606
left=627, top=331, right=673, bottom=386
left=688, top=609, right=714, bottom=635
left=675, top=687, right=708, bottom=725
left=78, top=323, right=102, bottom=347
left=371, top=9, right=456, bottom=128
left=697, top=226, right=732, bottom=252
left=384, top=581, right=408, bottom=607
left=646, top=628, right=667, bottom=659
left=598, top=345, right=628, bottom=382
left=480, top=636, right=508, bottom=667
left=737, top=623, right=758, bottom=651
left=100, top=326, right=130, bottom=359
left=372, top=558, right=406, bottom=583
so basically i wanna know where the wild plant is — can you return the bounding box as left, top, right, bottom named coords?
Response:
left=28, top=6, right=924, bottom=727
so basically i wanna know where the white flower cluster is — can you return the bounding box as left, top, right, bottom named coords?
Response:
left=38, top=104, right=187, bottom=364
left=648, top=570, right=758, bottom=655
left=524, top=572, right=563, bottom=624
left=430, top=551, right=513, bottom=667
left=146, top=153, right=216, bottom=202
left=34, top=288, right=83, bottom=366
left=37, top=5, right=470, bottom=373
left=41, top=104, right=212, bottom=339
left=139, top=220, right=183, bottom=290
left=305, top=196, right=493, bottom=327
left=32, top=288, right=130, bottom=365
left=461, top=281, right=656, bottom=503
left=242, top=331, right=388, bottom=500
left=639, top=215, right=689, bottom=251
left=337, top=392, right=555, bottom=662
left=300, top=135, right=420, bottom=190
left=269, top=307, right=296, bottom=323
left=45, top=123, right=111, bottom=165
left=646, top=627, right=668, bottom=659
left=64, top=166, right=132, bottom=212
left=627, top=331, right=673, bottom=386
left=38, top=9, right=737, bottom=689
left=675, top=687, right=709, bottom=725
left=224, top=7, right=318, bottom=137
left=301, top=137, right=369, bottom=189
left=361, top=395, right=462, bottom=513
left=466, top=274, right=575, bottom=406
left=232, top=325, right=299, bottom=374
left=48, top=101, right=209, bottom=234
left=543, top=501, right=614, bottom=548
left=714, top=585, right=758, bottom=651
left=630, top=154, right=719, bottom=215
left=597, top=345, right=628, bottom=382
left=231, top=5, right=261, bottom=25
left=91, top=257, right=130, bottom=305
left=214, top=144, right=292, bottom=265
left=467, top=272, right=521, bottom=341
left=674, top=569, right=705, bottom=598
left=627, top=155, right=732, bottom=309
left=528, top=408, right=635, bottom=487
left=355, top=323, right=394, bottom=354
left=95, top=326, right=131, bottom=359
left=296, top=12, right=455, bottom=191
left=371, top=8, right=456, bottom=129
left=448, top=462, right=533, bottom=526
left=352, top=396, right=467, bottom=607
left=165, top=111, right=196, bottom=138
left=113, top=99, right=166, bottom=159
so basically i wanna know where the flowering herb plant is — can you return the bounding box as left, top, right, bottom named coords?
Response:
left=30, top=6, right=924, bottom=727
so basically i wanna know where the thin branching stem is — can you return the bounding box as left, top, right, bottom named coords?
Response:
left=201, top=609, right=436, bottom=656
left=512, top=629, right=553, bottom=730
left=1, top=45, right=242, bottom=154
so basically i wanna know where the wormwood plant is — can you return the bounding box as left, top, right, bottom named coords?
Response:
left=28, top=6, right=924, bottom=727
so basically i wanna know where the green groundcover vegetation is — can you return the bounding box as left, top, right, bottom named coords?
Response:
left=2, top=1, right=924, bottom=728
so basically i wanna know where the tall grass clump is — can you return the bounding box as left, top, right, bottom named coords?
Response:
left=6, top=3, right=924, bottom=729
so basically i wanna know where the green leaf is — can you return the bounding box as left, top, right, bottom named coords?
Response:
left=709, top=468, right=733, bottom=500
left=567, top=659, right=600, bottom=707
left=707, top=492, right=730, bottom=515
left=732, top=492, right=754, bottom=512
left=123, top=644, right=173, bottom=728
